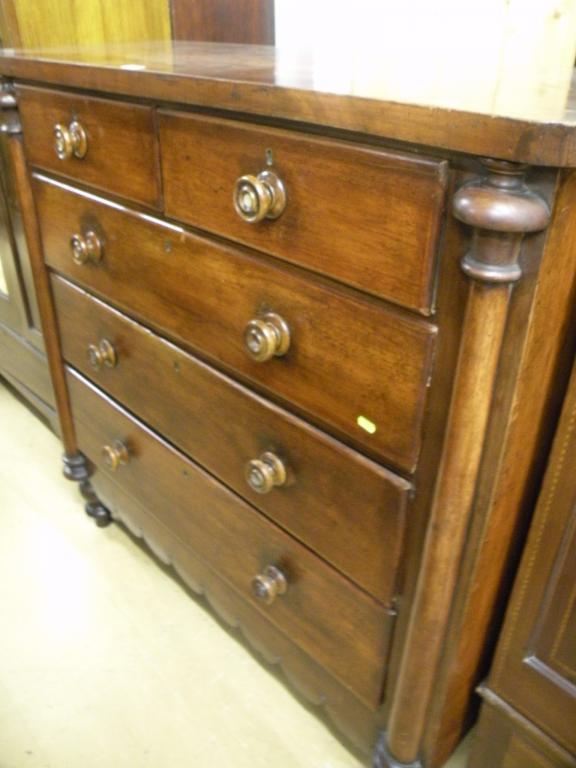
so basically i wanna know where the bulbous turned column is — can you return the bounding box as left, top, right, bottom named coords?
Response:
left=376, top=160, right=550, bottom=768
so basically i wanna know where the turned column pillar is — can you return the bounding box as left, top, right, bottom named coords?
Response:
left=375, top=160, right=551, bottom=768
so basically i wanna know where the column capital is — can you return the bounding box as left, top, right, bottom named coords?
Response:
left=453, top=159, right=550, bottom=284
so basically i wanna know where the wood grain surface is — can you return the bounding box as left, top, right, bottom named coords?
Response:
left=53, top=274, right=410, bottom=603
left=5, top=136, right=77, bottom=453
left=36, top=175, right=436, bottom=472
left=18, top=86, right=161, bottom=208
left=1, top=42, right=576, bottom=166
left=68, top=367, right=395, bottom=709
left=484, top=356, right=576, bottom=754
left=159, top=111, right=447, bottom=314
left=170, top=0, right=274, bottom=44
left=471, top=689, right=576, bottom=768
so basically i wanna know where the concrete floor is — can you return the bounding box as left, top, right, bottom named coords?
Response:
left=0, top=381, right=470, bottom=768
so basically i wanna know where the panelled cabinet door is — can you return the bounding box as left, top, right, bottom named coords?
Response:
left=487, top=353, right=576, bottom=755
left=0, top=131, right=43, bottom=347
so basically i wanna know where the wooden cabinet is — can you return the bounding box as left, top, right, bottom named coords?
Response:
left=0, top=85, right=56, bottom=425
left=470, top=354, right=576, bottom=767
left=1, top=44, right=576, bottom=768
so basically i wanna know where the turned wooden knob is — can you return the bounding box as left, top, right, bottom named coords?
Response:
left=251, top=565, right=288, bottom=605
left=54, top=120, right=88, bottom=160
left=244, top=312, right=290, bottom=362
left=70, top=231, right=102, bottom=265
left=234, top=170, right=286, bottom=223
left=245, top=452, right=287, bottom=494
left=87, top=339, right=117, bottom=371
left=101, top=440, right=129, bottom=471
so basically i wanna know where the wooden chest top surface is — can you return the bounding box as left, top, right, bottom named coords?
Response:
left=1, top=40, right=576, bottom=167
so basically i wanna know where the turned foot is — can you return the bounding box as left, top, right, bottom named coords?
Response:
left=62, top=451, right=91, bottom=482
left=62, top=452, right=112, bottom=528
left=85, top=498, right=112, bottom=527
left=80, top=479, right=112, bottom=527
left=373, top=733, right=422, bottom=768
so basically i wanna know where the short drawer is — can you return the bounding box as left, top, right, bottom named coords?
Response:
left=37, top=175, right=436, bottom=472
left=18, top=86, right=160, bottom=208
left=68, top=369, right=395, bottom=708
left=54, top=275, right=410, bottom=603
left=159, top=111, right=447, bottom=314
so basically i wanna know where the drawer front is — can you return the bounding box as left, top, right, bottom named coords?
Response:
left=54, top=275, right=409, bottom=603
left=68, top=369, right=394, bottom=708
left=18, top=86, right=160, bottom=208
left=159, top=111, right=447, bottom=314
left=38, top=175, right=436, bottom=472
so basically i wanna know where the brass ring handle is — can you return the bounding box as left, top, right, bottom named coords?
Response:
left=54, top=120, right=88, bottom=160
left=244, top=312, right=290, bottom=362
left=70, top=231, right=103, bottom=266
left=251, top=565, right=288, bottom=605
left=234, top=170, right=286, bottom=223
left=245, top=452, right=287, bottom=494
left=87, top=339, right=117, bottom=371
left=101, top=440, right=130, bottom=471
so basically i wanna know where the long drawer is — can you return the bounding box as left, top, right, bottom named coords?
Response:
left=53, top=275, right=409, bottom=603
left=17, top=86, right=160, bottom=208
left=37, top=174, right=436, bottom=472
left=159, top=111, right=447, bottom=314
left=67, top=369, right=395, bottom=708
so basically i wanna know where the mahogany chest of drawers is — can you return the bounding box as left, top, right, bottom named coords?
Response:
left=1, top=43, right=576, bottom=768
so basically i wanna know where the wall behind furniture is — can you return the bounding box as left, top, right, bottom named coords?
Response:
left=0, top=0, right=276, bottom=49
left=0, top=0, right=171, bottom=49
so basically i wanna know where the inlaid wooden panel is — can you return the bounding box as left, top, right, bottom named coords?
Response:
left=36, top=175, right=436, bottom=472
left=18, top=86, right=160, bottom=208
left=486, top=356, right=576, bottom=755
left=159, top=111, right=447, bottom=314
left=53, top=275, right=410, bottom=603
left=67, top=368, right=395, bottom=708
left=471, top=693, right=576, bottom=768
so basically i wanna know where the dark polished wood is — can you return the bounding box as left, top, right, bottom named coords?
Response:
left=52, top=274, right=410, bottom=603
left=17, top=86, right=161, bottom=208
left=159, top=111, right=447, bottom=314
left=0, top=321, right=53, bottom=406
left=4, top=131, right=77, bottom=454
left=67, top=367, right=395, bottom=709
left=471, top=689, right=576, bottom=768
left=4, top=42, right=576, bottom=768
left=470, top=354, right=576, bottom=765
left=0, top=84, right=55, bottom=419
left=36, top=175, right=436, bottom=472
left=1, top=42, right=576, bottom=167
left=170, top=0, right=274, bottom=45
left=385, top=161, right=551, bottom=767
left=421, top=167, right=576, bottom=768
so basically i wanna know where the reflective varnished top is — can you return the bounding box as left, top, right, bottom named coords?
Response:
left=1, top=41, right=576, bottom=167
